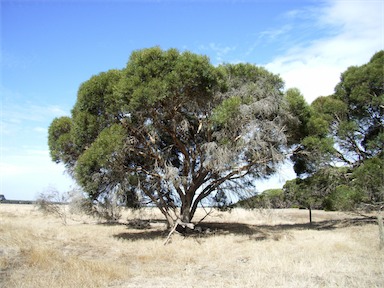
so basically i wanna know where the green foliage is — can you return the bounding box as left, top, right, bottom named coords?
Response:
left=283, top=166, right=353, bottom=211
left=71, top=69, right=123, bottom=152
left=75, top=124, right=127, bottom=199
left=306, top=116, right=329, bottom=138
left=311, top=96, right=348, bottom=123
left=212, top=96, right=241, bottom=126
left=263, top=189, right=285, bottom=208
left=120, top=46, right=219, bottom=111
left=283, top=178, right=313, bottom=209
left=332, top=50, right=384, bottom=161
left=351, top=156, right=384, bottom=203
left=284, top=88, right=311, bottom=143
left=285, top=156, right=383, bottom=212
left=213, top=190, right=233, bottom=211
left=301, top=136, right=335, bottom=158
left=48, top=116, right=77, bottom=168
left=218, top=63, right=284, bottom=92
left=235, top=189, right=285, bottom=209
left=323, top=185, right=364, bottom=211
left=289, top=50, right=384, bottom=211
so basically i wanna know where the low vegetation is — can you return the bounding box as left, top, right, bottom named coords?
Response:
left=1, top=204, right=383, bottom=287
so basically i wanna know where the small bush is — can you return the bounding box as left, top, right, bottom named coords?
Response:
left=36, top=187, right=70, bottom=225
left=70, top=191, right=123, bottom=222
left=68, top=189, right=95, bottom=215
left=93, top=194, right=122, bottom=222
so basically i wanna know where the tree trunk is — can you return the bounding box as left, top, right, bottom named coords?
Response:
left=180, top=202, right=191, bottom=224
left=308, top=205, right=312, bottom=225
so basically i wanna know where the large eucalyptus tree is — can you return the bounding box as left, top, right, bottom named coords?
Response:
left=49, top=47, right=292, bottom=226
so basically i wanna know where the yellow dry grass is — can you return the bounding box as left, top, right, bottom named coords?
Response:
left=1, top=204, right=383, bottom=288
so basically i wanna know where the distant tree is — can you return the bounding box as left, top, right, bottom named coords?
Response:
left=234, top=188, right=285, bottom=209
left=286, top=51, right=384, bottom=215
left=284, top=167, right=355, bottom=222
left=261, top=189, right=285, bottom=208
left=332, top=51, right=384, bottom=163
left=48, top=47, right=293, bottom=227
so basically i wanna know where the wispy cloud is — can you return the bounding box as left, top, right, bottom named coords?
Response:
left=258, top=25, right=292, bottom=42
left=1, top=86, right=69, bottom=137
left=199, top=42, right=237, bottom=64
left=0, top=86, right=73, bottom=199
left=3, top=103, right=68, bottom=123
left=263, top=0, right=384, bottom=103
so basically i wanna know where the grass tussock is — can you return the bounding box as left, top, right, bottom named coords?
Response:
left=1, top=204, right=383, bottom=288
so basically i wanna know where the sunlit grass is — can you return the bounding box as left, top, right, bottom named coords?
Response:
left=1, top=204, right=383, bottom=287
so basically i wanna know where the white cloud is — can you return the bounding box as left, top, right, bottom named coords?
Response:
left=264, top=0, right=383, bottom=103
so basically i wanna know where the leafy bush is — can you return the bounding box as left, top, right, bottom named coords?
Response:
left=323, top=185, right=364, bottom=211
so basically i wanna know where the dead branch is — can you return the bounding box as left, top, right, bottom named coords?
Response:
left=164, top=219, right=195, bottom=245
left=196, top=203, right=215, bottom=225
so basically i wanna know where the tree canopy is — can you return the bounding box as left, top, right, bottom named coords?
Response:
left=48, top=47, right=293, bottom=226
left=286, top=50, right=384, bottom=212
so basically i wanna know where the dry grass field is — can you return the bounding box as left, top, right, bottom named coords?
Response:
left=1, top=204, right=383, bottom=288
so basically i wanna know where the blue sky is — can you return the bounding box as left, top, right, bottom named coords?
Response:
left=1, top=0, right=383, bottom=200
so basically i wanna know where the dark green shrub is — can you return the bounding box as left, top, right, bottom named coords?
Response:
left=324, top=185, right=364, bottom=211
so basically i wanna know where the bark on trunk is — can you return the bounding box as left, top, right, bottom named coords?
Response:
left=181, top=202, right=191, bottom=224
